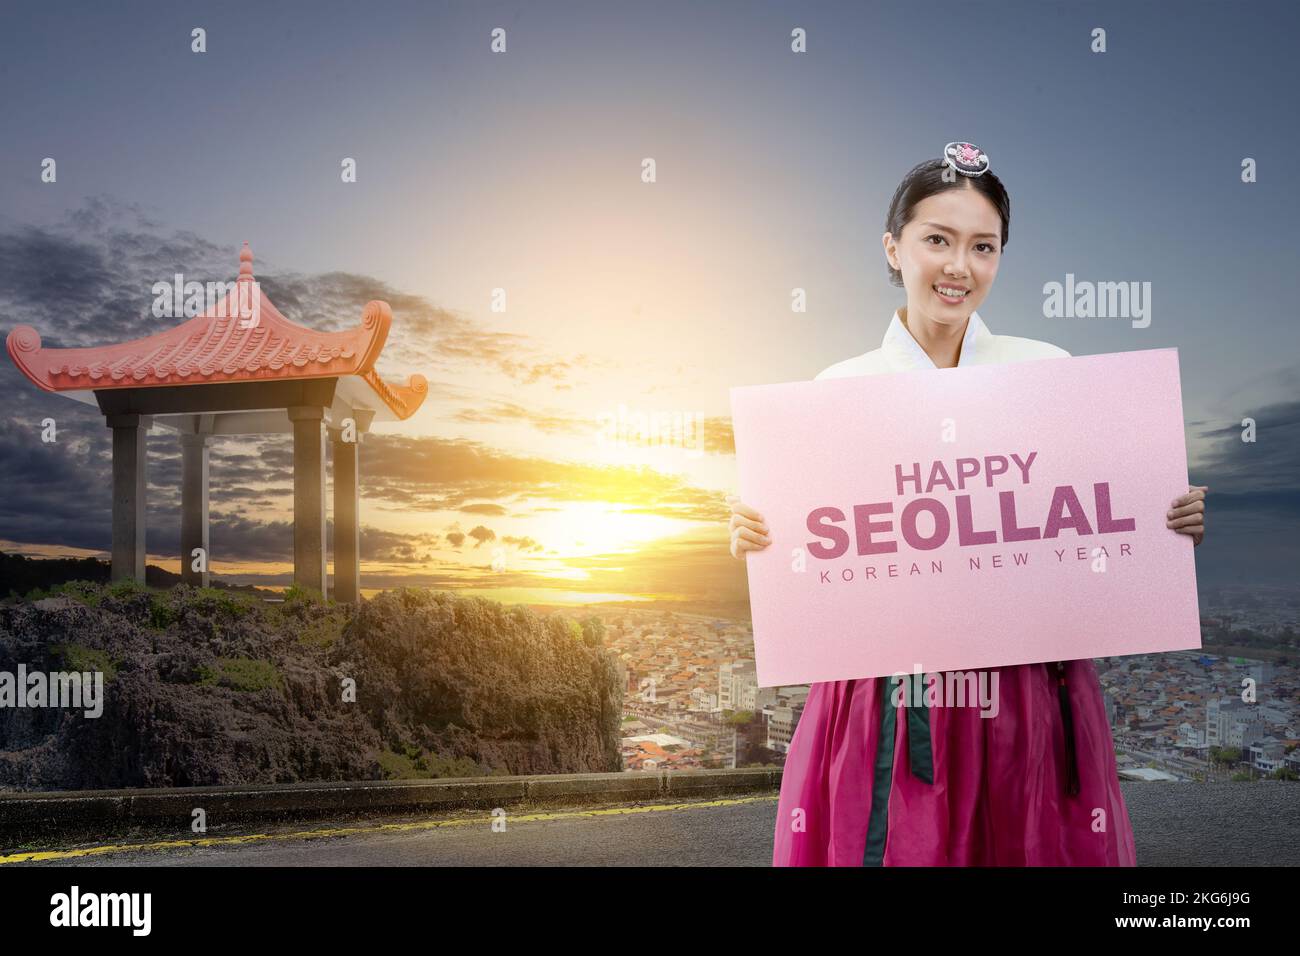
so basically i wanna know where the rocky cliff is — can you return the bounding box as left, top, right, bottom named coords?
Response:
left=0, top=581, right=623, bottom=790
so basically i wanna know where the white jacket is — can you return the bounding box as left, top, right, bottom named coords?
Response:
left=814, top=309, right=1069, bottom=379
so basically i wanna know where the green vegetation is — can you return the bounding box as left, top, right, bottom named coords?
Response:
left=375, top=745, right=502, bottom=780
left=147, top=596, right=178, bottom=630
left=193, top=586, right=259, bottom=620
left=578, top=614, right=605, bottom=648
left=295, top=614, right=348, bottom=648
left=25, top=579, right=176, bottom=631
left=2, top=580, right=624, bottom=789
left=1209, top=746, right=1242, bottom=766
left=105, top=579, right=150, bottom=600
left=54, top=643, right=119, bottom=682
left=281, top=585, right=325, bottom=605
left=197, top=657, right=283, bottom=692
left=47, top=580, right=105, bottom=606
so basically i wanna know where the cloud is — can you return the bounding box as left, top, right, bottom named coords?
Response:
left=502, top=535, right=543, bottom=553
left=451, top=400, right=736, bottom=456
left=452, top=401, right=591, bottom=435
left=4, top=201, right=1293, bottom=595
left=0, top=202, right=590, bottom=392
left=357, top=433, right=729, bottom=521
left=1178, top=397, right=1300, bottom=587
left=356, top=525, right=442, bottom=564
left=458, top=502, right=509, bottom=516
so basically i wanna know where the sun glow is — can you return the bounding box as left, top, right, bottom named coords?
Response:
left=525, top=501, right=699, bottom=558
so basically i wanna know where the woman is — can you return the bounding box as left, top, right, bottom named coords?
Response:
left=727, top=143, right=1208, bottom=867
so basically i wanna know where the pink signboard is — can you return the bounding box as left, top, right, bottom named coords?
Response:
left=730, top=348, right=1201, bottom=687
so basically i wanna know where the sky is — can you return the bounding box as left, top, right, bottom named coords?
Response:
left=0, top=0, right=1297, bottom=606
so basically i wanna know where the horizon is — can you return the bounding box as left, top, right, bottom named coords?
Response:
left=2, top=0, right=1298, bottom=603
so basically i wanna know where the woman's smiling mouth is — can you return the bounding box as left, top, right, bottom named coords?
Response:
left=934, top=284, right=970, bottom=303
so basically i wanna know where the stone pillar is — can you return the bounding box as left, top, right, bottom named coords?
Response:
left=288, top=405, right=327, bottom=597
left=180, top=433, right=211, bottom=588
left=107, top=413, right=150, bottom=583
left=331, top=428, right=361, bottom=604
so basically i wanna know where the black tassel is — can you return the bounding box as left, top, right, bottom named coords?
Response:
left=1055, top=661, right=1081, bottom=797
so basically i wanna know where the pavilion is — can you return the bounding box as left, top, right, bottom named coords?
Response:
left=5, top=243, right=427, bottom=602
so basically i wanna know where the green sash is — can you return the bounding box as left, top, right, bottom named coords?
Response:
left=862, top=672, right=933, bottom=866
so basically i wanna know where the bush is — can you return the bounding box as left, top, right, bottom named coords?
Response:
left=54, top=643, right=119, bottom=682
left=297, top=614, right=348, bottom=648
left=282, top=585, right=325, bottom=605
left=148, top=593, right=179, bottom=630
left=375, top=747, right=490, bottom=780
left=194, top=586, right=257, bottom=620
left=106, top=579, right=150, bottom=600
left=54, top=580, right=104, bottom=607
left=197, top=657, right=283, bottom=692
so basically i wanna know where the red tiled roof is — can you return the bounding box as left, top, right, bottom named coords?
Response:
left=6, top=243, right=427, bottom=421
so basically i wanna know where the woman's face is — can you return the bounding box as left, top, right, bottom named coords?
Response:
left=883, top=183, right=1003, bottom=329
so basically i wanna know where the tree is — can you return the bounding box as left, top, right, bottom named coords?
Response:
left=579, top=614, right=606, bottom=648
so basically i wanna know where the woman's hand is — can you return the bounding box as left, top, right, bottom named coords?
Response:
left=726, top=495, right=771, bottom=559
left=1167, top=484, right=1208, bottom=546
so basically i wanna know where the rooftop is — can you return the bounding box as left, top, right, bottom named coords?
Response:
left=6, top=242, right=427, bottom=424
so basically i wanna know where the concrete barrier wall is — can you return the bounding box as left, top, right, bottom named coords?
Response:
left=0, top=768, right=783, bottom=845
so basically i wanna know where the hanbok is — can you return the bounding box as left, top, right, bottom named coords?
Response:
left=771, top=310, right=1137, bottom=866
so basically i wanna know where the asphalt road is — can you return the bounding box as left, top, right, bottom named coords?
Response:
left=8, top=783, right=1297, bottom=867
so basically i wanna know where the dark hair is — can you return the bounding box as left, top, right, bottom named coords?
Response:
left=884, top=158, right=1011, bottom=287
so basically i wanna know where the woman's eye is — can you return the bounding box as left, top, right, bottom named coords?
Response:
left=927, top=235, right=997, bottom=252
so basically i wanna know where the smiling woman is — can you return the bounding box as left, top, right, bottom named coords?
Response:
left=725, top=142, right=1204, bottom=868
left=876, top=148, right=1009, bottom=369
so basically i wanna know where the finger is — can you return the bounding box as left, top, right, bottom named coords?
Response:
left=1167, top=500, right=1205, bottom=519
left=734, top=526, right=771, bottom=547
left=1170, top=488, right=1206, bottom=507
left=1174, top=524, right=1205, bottom=539
left=729, top=513, right=769, bottom=534
left=731, top=536, right=765, bottom=558
left=729, top=513, right=769, bottom=535
left=729, top=500, right=764, bottom=522
left=1167, top=514, right=1204, bottom=530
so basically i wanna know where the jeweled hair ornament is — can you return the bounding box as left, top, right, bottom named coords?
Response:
left=943, top=141, right=990, bottom=177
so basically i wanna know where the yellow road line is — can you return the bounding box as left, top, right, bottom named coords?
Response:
left=0, top=794, right=780, bottom=864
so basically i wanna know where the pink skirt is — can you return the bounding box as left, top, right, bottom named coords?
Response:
left=772, top=660, right=1137, bottom=866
